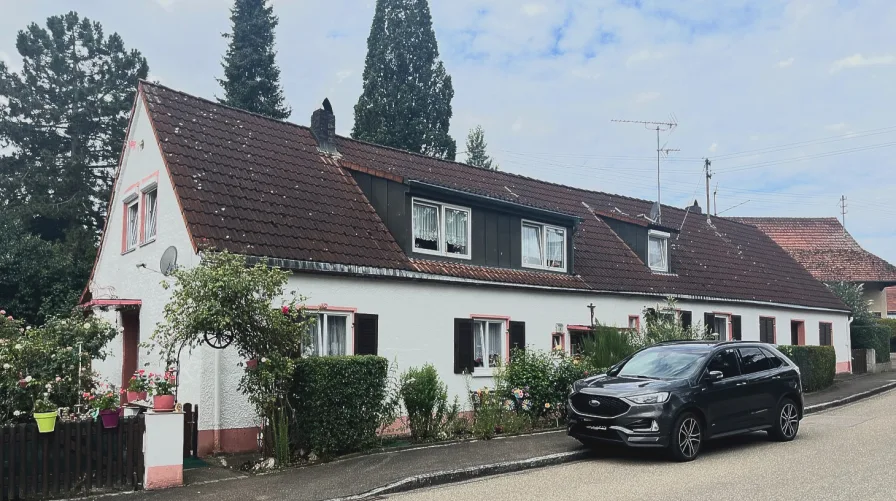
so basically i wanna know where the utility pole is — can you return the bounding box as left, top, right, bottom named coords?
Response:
left=612, top=116, right=679, bottom=223
left=840, top=195, right=848, bottom=233
left=713, top=183, right=719, bottom=216
left=704, top=158, right=712, bottom=223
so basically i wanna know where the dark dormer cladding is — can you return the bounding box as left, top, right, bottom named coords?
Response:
left=597, top=210, right=679, bottom=274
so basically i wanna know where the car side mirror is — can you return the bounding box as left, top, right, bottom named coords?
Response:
left=705, top=371, right=724, bottom=383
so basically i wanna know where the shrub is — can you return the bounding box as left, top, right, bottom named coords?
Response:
left=851, top=324, right=891, bottom=363
left=580, top=325, right=639, bottom=369
left=878, top=319, right=896, bottom=352
left=499, top=348, right=591, bottom=423
left=399, top=364, right=450, bottom=442
left=778, top=346, right=835, bottom=392
left=291, top=356, right=389, bottom=458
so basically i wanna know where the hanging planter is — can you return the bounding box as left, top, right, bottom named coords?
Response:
left=99, top=409, right=120, bottom=429
left=34, top=412, right=58, bottom=433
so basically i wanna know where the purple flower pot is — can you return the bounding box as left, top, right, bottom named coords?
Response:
left=99, top=409, right=120, bottom=429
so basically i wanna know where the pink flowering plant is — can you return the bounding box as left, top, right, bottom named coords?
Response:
left=127, top=369, right=150, bottom=392
left=148, top=370, right=177, bottom=396
left=84, top=381, right=122, bottom=412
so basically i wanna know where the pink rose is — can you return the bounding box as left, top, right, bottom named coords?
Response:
left=281, top=305, right=290, bottom=314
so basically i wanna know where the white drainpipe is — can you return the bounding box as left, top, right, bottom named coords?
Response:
left=213, top=348, right=222, bottom=452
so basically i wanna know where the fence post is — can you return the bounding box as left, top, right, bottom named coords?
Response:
left=143, top=411, right=184, bottom=490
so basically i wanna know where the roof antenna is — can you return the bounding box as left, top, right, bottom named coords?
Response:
left=612, top=116, right=680, bottom=224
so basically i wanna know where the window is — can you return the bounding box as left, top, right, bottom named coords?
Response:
left=680, top=310, right=692, bottom=330
left=569, top=329, right=592, bottom=356
left=308, top=313, right=350, bottom=356
left=521, top=221, right=566, bottom=271
left=762, top=348, right=787, bottom=369
left=125, top=201, right=139, bottom=251
left=412, top=198, right=471, bottom=258
left=713, top=316, right=728, bottom=340
left=737, top=347, right=771, bottom=374
left=628, top=315, right=640, bottom=331
left=759, top=317, right=776, bottom=344
left=614, top=346, right=708, bottom=380
left=473, top=319, right=504, bottom=370
left=707, top=349, right=740, bottom=379
left=143, top=189, right=158, bottom=242
left=551, top=332, right=564, bottom=351
left=819, top=322, right=833, bottom=346
left=647, top=230, right=670, bottom=272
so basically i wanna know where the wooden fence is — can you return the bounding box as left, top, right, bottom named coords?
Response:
left=0, top=416, right=144, bottom=500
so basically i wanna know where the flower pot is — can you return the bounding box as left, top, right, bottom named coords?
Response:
left=34, top=412, right=57, bottom=433
left=127, top=391, right=148, bottom=402
left=99, top=409, right=120, bottom=429
left=153, top=394, right=175, bottom=412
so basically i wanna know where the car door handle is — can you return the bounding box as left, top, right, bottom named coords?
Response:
left=772, top=376, right=781, bottom=380
left=736, top=382, right=747, bottom=386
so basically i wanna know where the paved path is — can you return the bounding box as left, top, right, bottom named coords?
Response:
left=392, top=389, right=896, bottom=501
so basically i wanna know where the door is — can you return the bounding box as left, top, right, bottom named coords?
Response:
left=713, top=316, right=728, bottom=340
left=699, top=348, right=749, bottom=436
left=736, top=347, right=776, bottom=427
left=791, top=321, right=800, bottom=345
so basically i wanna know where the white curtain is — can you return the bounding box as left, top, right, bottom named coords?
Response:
left=444, top=208, right=468, bottom=253
left=473, top=322, right=484, bottom=367
left=522, top=224, right=543, bottom=265
left=648, top=236, right=667, bottom=270
left=310, top=315, right=323, bottom=356
left=545, top=228, right=564, bottom=268
left=487, top=322, right=502, bottom=367
left=328, top=315, right=347, bottom=355
left=145, top=191, right=158, bottom=239
left=413, top=203, right=439, bottom=247
left=127, top=204, right=139, bottom=248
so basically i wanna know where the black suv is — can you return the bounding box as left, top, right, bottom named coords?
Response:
left=567, top=341, right=803, bottom=461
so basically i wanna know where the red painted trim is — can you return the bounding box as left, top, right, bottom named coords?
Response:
left=197, top=427, right=259, bottom=457
left=81, top=299, right=142, bottom=308
left=711, top=312, right=733, bottom=341
left=566, top=324, right=592, bottom=331
left=628, top=315, right=640, bottom=331
left=835, top=361, right=851, bottom=374
left=470, top=314, right=512, bottom=361
left=791, top=319, right=806, bottom=346
left=760, top=316, right=776, bottom=344
left=551, top=332, right=565, bottom=351
left=140, top=171, right=159, bottom=187
left=144, top=465, right=183, bottom=490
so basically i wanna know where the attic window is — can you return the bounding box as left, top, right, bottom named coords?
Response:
left=648, top=230, right=670, bottom=272
left=412, top=198, right=471, bottom=259
left=125, top=201, right=139, bottom=252
left=522, top=221, right=566, bottom=272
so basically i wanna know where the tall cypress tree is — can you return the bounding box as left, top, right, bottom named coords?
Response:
left=465, top=125, right=497, bottom=170
left=353, top=0, right=456, bottom=160
left=217, top=0, right=291, bottom=119
left=0, top=12, right=148, bottom=322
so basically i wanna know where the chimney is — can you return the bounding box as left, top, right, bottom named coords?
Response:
left=311, top=98, right=338, bottom=156
left=689, top=200, right=702, bottom=215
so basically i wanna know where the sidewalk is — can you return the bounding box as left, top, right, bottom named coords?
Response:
left=124, top=372, right=896, bottom=501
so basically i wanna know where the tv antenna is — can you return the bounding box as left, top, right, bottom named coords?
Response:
left=612, top=115, right=679, bottom=223
left=839, top=195, right=848, bottom=233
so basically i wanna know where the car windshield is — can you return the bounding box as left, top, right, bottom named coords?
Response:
left=614, top=346, right=709, bottom=380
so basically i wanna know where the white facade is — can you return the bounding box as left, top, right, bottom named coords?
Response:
left=86, top=92, right=853, bottom=453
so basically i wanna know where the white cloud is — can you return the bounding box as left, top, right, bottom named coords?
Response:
left=521, top=3, right=547, bottom=17
left=830, top=53, right=896, bottom=73
left=777, top=57, right=794, bottom=68
left=155, top=0, right=178, bottom=11
left=570, top=68, right=601, bottom=80
left=709, top=143, right=718, bottom=153
left=627, top=50, right=663, bottom=67
left=336, top=70, right=352, bottom=84
left=825, top=122, right=846, bottom=131
left=511, top=118, right=523, bottom=133
left=634, top=91, right=660, bottom=104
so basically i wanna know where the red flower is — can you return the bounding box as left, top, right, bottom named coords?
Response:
left=130, top=375, right=137, bottom=380
left=281, top=305, right=290, bottom=315
left=138, top=369, right=145, bottom=375
left=18, top=379, right=27, bottom=388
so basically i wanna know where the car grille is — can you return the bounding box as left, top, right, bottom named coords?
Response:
left=570, top=393, right=630, bottom=417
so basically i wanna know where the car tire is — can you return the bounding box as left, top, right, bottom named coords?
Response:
left=768, top=398, right=800, bottom=442
left=668, top=412, right=702, bottom=462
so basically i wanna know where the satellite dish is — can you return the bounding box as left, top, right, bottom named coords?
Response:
left=160, top=246, right=178, bottom=276
left=648, top=202, right=660, bottom=222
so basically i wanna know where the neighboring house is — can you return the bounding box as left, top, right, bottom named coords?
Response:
left=888, top=286, right=896, bottom=316
left=734, top=218, right=896, bottom=319
left=82, top=81, right=851, bottom=455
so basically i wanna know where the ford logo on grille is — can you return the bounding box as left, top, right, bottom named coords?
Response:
left=588, top=399, right=601, bottom=407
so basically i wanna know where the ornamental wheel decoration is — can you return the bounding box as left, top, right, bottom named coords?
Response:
left=203, top=331, right=234, bottom=350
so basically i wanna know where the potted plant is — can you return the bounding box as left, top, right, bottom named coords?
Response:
left=126, top=370, right=149, bottom=402
left=33, top=393, right=58, bottom=433
left=149, top=370, right=177, bottom=412
left=86, top=383, right=123, bottom=428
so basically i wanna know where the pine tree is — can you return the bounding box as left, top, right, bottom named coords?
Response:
left=0, top=11, right=148, bottom=323
left=352, top=0, right=456, bottom=160
left=465, top=125, right=497, bottom=170
left=217, top=0, right=291, bottom=119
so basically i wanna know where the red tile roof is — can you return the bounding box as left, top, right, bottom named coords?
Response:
left=137, top=81, right=846, bottom=311
left=887, top=286, right=896, bottom=313
left=733, top=217, right=896, bottom=283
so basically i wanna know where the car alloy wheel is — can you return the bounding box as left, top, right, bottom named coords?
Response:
left=780, top=402, right=799, bottom=439
left=678, top=416, right=701, bottom=459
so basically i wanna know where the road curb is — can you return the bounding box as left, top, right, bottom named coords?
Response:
left=329, top=450, right=591, bottom=500
left=804, top=380, right=896, bottom=414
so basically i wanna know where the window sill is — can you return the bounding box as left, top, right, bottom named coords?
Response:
left=413, top=247, right=472, bottom=261
left=140, top=238, right=157, bottom=248
left=471, top=369, right=495, bottom=378
left=521, top=264, right=568, bottom=273
left=121, top=248, right=136, bottom=256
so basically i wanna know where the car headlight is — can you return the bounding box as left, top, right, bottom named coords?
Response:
left=625, top=392, right=670, bottom=405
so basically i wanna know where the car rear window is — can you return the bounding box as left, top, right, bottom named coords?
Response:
left=761, top=347, right=788, bottom=369
left=738, top=347, right=771, bottom=374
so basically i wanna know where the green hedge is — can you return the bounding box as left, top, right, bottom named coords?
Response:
left=879, top=319, right=896, bottom=352
left=778, top=345, right=836, bottom=392
left=291, top=356, right=389, bottom=458
left=851, top=324, right=891, bottom=363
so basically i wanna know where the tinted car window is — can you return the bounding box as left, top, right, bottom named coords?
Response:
left=738, top=347, right=771, bottom=374
left=616, top=346, right=709, bottom=380
left=761, top=348, right=786, bottom=369
left=706, top=349, right=740, bottom=378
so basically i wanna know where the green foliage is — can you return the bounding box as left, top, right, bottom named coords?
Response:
left=778, top=345, right=836, bottom=392
left=497, top=348, right=591, bottom=422
left=469, top=388, right=503, bottom=440
left=851, top=324, right=891, bottom=363
left=399, top=364, right=450, bottom=441
left=217, top=0, right=290, bottom=119
left=825, top=281, right=872, bottom=325
left=85, top=381, right=121, bottom=411
left=641, top=298, right=712, bottom=345
left=878, top=318, right=896, bottom=339
left=291, top=356, right=389, bottom=458
left=580, top=325, right=639, bottom=370
left=148, top=370, right=176, bottom=396
left=465, top=125, right=497, bottom=170
left=0, top=312, right=117, bottom=424
left=352, top=0, right=456, bottom=160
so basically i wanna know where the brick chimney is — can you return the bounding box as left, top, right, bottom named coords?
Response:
left=311, top=98, right=338, bottom=156
left=689, top=200, right=702, bottom=215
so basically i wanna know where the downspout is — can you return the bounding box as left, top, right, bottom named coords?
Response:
left=848, top=314, right=855, bottom=373
left=213, top=348, right=222, bottom=452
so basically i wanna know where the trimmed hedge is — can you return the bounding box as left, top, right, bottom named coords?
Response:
left=878, top=319, right=896, bottom=352
left=778, top=345, right=835, bottom=392
left=291, top=356, right=389, bottom=458
left=851, top=324, right=891, bottom=363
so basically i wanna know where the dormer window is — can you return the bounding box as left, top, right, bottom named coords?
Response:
left=412, top=198, right=471, bottom=259
left=648, top=230, right=670, bottom=272
left=522, top=221, right=566, bottom=272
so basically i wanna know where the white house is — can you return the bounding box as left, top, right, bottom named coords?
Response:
left=82, top=81, right=852, bottom=456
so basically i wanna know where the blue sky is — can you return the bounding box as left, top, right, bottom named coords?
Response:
left=1, top=0, right=894, bottom=263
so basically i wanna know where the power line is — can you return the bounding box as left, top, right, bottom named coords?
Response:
left=715, top=141, right=896, bottom=173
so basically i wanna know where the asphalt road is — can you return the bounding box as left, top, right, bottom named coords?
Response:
left=390, top=390, right=896, bottom=501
